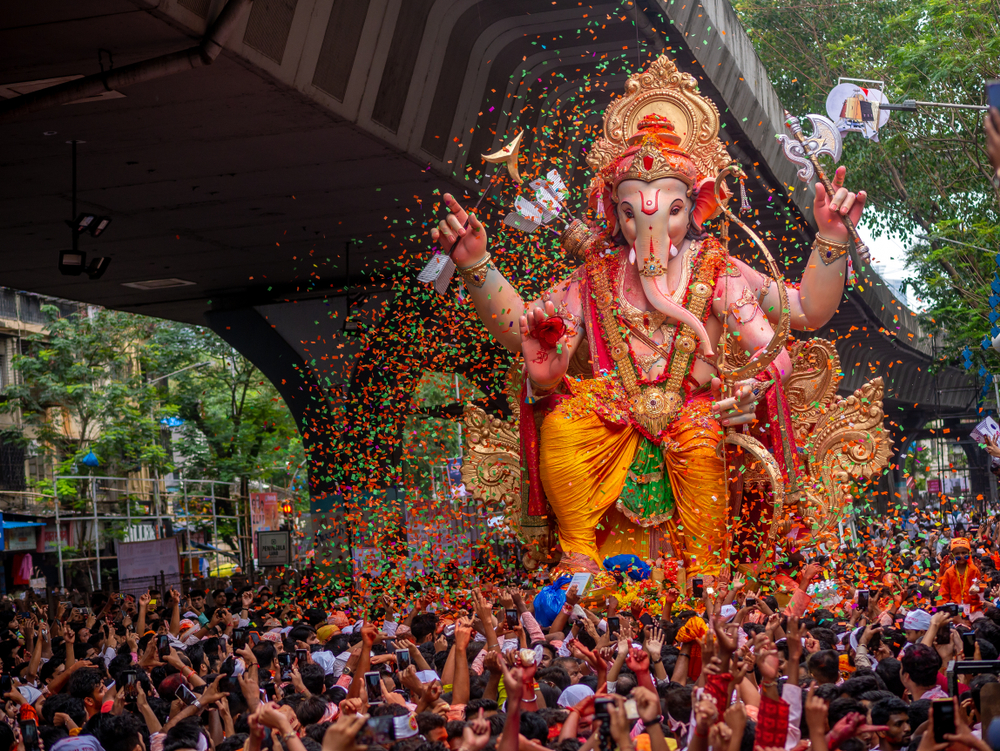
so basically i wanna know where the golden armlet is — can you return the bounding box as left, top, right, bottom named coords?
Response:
left=814, top=235, right=850, bottom=266
left=456, top=252, right=493, bottom=288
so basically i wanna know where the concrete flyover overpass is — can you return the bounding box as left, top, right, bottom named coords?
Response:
left=0, top=0, right=978, bottom=556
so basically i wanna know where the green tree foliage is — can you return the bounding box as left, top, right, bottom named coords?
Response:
left=1, top=306, right=305, bottom=511
left=0, top=305, right=166, bottom=477
left=734, top=0, right=1000, bottom=360
left=146, top=322, right=306, bottom=502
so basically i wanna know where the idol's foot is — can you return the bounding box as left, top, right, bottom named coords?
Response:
left=553, top=551, right=601, bottom=574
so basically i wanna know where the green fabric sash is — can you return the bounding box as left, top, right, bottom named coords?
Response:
left=619, top=437, right=674, bottom=523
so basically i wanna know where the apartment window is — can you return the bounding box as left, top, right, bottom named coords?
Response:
left=0, top=437, right=25, bottom=491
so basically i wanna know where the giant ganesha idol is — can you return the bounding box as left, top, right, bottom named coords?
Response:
left=431, top=54, right=893, bottom=579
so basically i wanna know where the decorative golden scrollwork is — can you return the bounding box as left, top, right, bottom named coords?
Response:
left=504, top=361, right=525, bottom=420
left=460, top=404, right=520, bottom=530
left=785, top=339, right=843, bottom=443
left=793, top=376, right=894, bottom=547
left=810, top=377, right=894, bottom=489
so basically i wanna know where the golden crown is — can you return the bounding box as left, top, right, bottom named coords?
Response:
left=587, top=54, right=732, bottom=195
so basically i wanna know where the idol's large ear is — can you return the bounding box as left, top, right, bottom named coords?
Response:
left=690, top=176, right=721, bottom=228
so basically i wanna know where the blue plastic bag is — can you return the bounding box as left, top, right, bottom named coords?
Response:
left=603, top=554, right=650, bottom=581
left=532, top=574, right=573, bottom=628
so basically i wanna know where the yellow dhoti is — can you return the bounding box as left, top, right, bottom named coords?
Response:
left=538, top=377, right=728, bottom=575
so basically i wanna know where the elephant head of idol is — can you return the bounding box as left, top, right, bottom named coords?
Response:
left=602, top=115, right=721, bottom=356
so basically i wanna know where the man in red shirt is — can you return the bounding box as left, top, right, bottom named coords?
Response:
left=939, top=538, right=983, bottom=613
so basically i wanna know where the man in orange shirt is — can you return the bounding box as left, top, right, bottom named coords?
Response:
left=939, top=538, right=983, bottom=613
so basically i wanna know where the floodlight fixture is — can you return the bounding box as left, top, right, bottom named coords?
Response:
left=89, top=216, right=111, bottom=237
left=71, top=213, right=96, bottom=233
left=86, top=256, right=111, bottom=279
left=59, top=250, right=87, bottom=276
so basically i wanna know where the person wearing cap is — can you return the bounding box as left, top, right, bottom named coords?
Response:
left=902, top=609, right=931, bottom=648
left=940, top=538, right=984, bottom=613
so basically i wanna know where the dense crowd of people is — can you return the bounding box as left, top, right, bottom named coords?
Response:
left=2, top=494, right=1000, bottom=751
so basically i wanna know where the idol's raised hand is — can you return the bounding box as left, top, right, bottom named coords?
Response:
left=813, top=166, right=867, bottom=243
left=429, top=193, right=487, bottom=268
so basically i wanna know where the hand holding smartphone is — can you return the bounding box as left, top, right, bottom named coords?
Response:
left=932, top=698, right=956, bottom=743
left=20, top=720, right=37, bottom=749
left=364, top=671, right=383, bottom=703
left=395, top=649, right=410, bottom=671
left=593, top=696, right=613, bottom=721
left=177, top=685, right=199, bottom=706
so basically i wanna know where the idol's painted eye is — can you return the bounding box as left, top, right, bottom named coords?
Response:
left=623, top=207, right=634, bottom=219
left=670, top=205, right=682, bottom=215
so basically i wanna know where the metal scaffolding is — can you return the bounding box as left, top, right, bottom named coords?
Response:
left=51, top=474, right=245, bottom=589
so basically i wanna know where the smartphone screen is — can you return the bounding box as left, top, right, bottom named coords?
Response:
left=359, top=716, right=395, bottom=746
left=20, top=720, right=37, bottom=748
left=624, top=698, right=639, bottom=720
left=505, top=609, right=518, bottom=628
left=249, top=631, right=261, bottom=646
left=157, top=634, right=171, bottom=657
left=177, top=685, right=199, bottom=706
left=691, top=578, right=704, bottom=598
left=988, top=80, right=1000, bottom=111
left=122, top=670, right=138, bottom=699
left=932, top=698, right=955, bottom=743
left=746, top=597, right=757, bottom=606
left=607, top=616, right=620, bottom=636
left=962, top=631, right=977, bottom=658
left=233, top=628, right=247, bottom=650
left=276, top=652, right=292, bottom=681
left=856, top=589, right=870, bottom=610
left=364, top=671, right=383, bottom=702
left=295, top=649, right=308, bottom=665
left=263, top=682, right=277, bottom=700
left=395, top=649, right=410, bottom=671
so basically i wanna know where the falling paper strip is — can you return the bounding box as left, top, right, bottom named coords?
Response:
left=417, top=253, right=450, bottom=283
left=514, top=196, right=545, bottom=225
left=503, top=212, right=541, bottom=233
left=433, top=257, right=456, bottom=295
left=530, top=170, right=569, bottom=216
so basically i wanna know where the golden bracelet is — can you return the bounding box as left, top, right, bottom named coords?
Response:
left=525, top=377, right=558, bottom=404
left=814, top=235, right=850, bottom=265
left=456, top=252, right=493, bottom=288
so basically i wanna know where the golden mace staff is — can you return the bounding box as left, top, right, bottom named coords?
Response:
left=778, top=111, right=871, bottom=264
